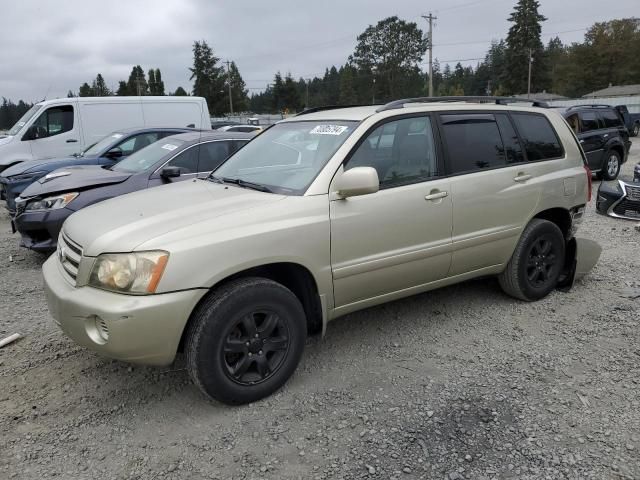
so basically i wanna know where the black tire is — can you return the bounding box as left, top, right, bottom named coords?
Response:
left=632, top=123, right=639, bottom=137
left=499, top=219, right=565, bottom=302
left=185, top=277, right=306, bottom=405
left=600, top=150, right=621, bottom=181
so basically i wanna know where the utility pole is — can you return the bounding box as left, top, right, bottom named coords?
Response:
left=422, top=13, right=437, bottom=97
left=527, top=48, right=533, bottom=99
left=225, top=60, right=233, bottom=115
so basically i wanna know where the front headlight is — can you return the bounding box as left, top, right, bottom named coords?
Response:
left=25, top=192, right=78, bottom=211
left=88, top=251, right=169, bottom=294
left=8, top=171, right=45, bottom=182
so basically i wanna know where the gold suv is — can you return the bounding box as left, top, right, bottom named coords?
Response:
left=43, top=98, right=592, bottom=404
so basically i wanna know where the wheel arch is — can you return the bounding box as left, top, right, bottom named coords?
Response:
left=532, top=207, right=572, bottom=240
left=178, top=262, right=324, bottom=353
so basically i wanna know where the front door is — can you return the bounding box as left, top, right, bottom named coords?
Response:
left=26, top=104, right=80, bottom=159
left=330, top=115, right=452, bottom=308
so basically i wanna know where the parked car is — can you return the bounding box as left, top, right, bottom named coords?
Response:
left=562, top=105, right=631, bottom=180
left=217, top=125, right=263, bottom=133
left=14, top=131, right=254, bottom=251
left=596, top=164, right=640, bottom=220
left=210, top=120, right=241, bottom=130
left=615, top=105, right=640, bottom=137
left=42, top=97, right=594, bottom=405
left=0, top=127, right=194, bottom=213
left=0, top=96, right=211, bottom=173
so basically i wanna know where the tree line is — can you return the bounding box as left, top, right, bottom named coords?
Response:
left=2, top=0, right=639, bottom=125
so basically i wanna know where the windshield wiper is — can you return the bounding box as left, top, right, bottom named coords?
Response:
left=209, top=176, right=273, bottom=193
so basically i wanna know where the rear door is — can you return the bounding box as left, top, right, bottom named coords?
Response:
left=439, top=112, right=541, bottom=276
left=577, top=111, right=605, bottom=171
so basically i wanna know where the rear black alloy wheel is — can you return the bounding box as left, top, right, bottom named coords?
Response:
left=632, top=124, right=639, bottom=137
left=525, top=236, right=560, bottom=289
left=223, top=310, right=290, bottom=386
left=185, top=277, right=306, bottom=405
left=499, top=219, right=565, bottom=301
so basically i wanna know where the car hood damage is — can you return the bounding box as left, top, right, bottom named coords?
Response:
left=19, top=165, right=131, bottom=199
left=63, top=179, right=287, bottom=256
left=1, top=156, right=99, bottom=177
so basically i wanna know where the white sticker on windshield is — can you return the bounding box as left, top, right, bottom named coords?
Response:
left=309, top=125, right=349, bottom=135
left=111, top=133, right=123, bottom=139
left=161, top=144, right=178, bottom=151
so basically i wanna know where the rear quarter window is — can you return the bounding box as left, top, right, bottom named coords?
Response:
left=600, top=109, right=623, bottom=128
left=510, top=113, right=564, bottom=161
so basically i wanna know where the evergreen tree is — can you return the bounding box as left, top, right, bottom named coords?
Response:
left=221, top=61, right=248, bottom=112
left=173, top=86, right=189, bottom=96
left=189, top=40, right=225, bottom=114
left=154, top=69, right=165, bottom=95
left=78, top=82, right=94, bottom=97
left=67, top=90, right=76, bottom=98
left=127, top=65, right=148, bottom=95
left=93, top=74, right=111, bottom=96
left=338, top=66, right=358, bottom=105
left=148, top=69, right=156, bottom=94
left=116, top=81, right=128, bottom=96
left=503, top=0, right=547, bottom=94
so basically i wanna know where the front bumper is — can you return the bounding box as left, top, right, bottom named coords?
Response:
left=43, top=255, right=207, bottom=366
left=13, top=207, right=72, bottom=251
left=597, top=180, right=640, bottom=220
left=0, top=177, right=36, bottom=212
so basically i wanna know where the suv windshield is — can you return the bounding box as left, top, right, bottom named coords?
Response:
left=8, top=104, right=42, bottom=136
left=113, top=138, right=185, bottom=173
left=82, top=133, right=124, bottom=157
left=212, top=120, right=357, bottom=194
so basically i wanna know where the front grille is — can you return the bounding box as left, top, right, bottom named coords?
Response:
left=626, top=185, right=640, bottom=202
left=57, top=232, right=83, bottom=284
left=613, top=198, right=640, bottom=219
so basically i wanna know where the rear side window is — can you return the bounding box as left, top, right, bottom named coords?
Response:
left=495, top=114, right=524, bottom=164
left=440, top=114, right=506, bottom=174
left=600, top=109, right=623, bottom=128
left=578, top=111, right=600, bottom=132
left=511, top=113, right=563, bottom=161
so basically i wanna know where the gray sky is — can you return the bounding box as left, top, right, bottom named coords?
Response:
left=1, top=0, right=638, bottom=102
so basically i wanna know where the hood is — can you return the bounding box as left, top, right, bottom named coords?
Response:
left=19, top=165, right=131, bottom=199
left=0, top=135, right=13, bottom=146
left=63, top=179, right=287, bottom=256
left=1, top=155, right=99, bottom=177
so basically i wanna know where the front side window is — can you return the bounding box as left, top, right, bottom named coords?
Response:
left=116, top=132, right=161, bottom=156
left=197, top=141, right=231, bottom=173
left=167, top=146, right=198, bottom=173
left=579, top=111, right=600, bottom=132
left=212, top=120, right=357, bottom=194
left=28, top=105, right=74, bottom=139
left=112, top=138, right=186, bottom=173
left=345, top=116, right=438, bottom=188
left=440, top=114, right=506, bottom=174
left=511, top=113, right=563, bottom=161
left=8, top=105, right=42, bottom=136
left=600, top=109, right=623, bottom=129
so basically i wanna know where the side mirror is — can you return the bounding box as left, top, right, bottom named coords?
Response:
left=161, top=166, right=181, bottom=179
left=105, top=148, right=123, bottom=159
left=335, top=167, right=379, bottom=198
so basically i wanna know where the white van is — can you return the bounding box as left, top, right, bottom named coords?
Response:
left=0, top=96, right=211, bottom=172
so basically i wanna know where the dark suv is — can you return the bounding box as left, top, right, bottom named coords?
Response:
left=562, top=105, right=631, bottom=180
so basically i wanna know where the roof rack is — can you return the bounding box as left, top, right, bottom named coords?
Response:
left=565, top=104, right=612, bottom=111
left=295, top=104, right=373, bottom=117
left=376, top=96, right=549, bottom=112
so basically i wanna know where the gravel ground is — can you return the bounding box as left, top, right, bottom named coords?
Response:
left=1, top=147, right=639, bottom=480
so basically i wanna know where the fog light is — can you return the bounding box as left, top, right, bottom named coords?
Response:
left=85, top=315, right=109, bottom=345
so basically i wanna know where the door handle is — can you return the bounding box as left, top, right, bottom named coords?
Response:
left=603, top=134, right=609, bottom=138
left=514, top=173, right=532, bottom=183
left=424, top=190, right=448, bottom=201
left=66, top=139, right=78, bottom=143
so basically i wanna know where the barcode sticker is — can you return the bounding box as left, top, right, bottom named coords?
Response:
left=309, top=125, right=349, bottom=135
left=161, top=144, right=178, bottom=151
left=111, top=133, right=123, bottom=139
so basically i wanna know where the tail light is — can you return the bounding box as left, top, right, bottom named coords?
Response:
left=584, top=164, right=592, bottom=202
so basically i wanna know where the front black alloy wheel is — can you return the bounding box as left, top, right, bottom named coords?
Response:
left=223, top=310, right=290, bottom=385
left=185, top=277, right=306, bottom=405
